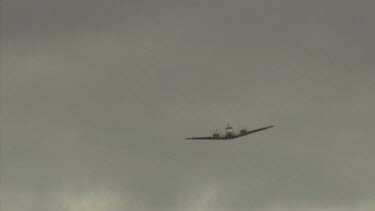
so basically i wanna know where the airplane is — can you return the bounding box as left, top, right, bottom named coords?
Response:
left=185, top=124, right=274, bottom=140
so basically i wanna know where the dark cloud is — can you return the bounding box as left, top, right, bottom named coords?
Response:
left=3, top=1, right=375, bottom=210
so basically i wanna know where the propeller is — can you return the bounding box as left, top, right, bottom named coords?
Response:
left=209, top=128, right=218, bottom=134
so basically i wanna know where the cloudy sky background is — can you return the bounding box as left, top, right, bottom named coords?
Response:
left=2, top=1, right=375, bottom=210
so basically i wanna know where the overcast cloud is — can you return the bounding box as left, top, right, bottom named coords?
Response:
left=2, top=1, right=375, bottom=211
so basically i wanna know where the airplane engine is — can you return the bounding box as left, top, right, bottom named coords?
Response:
left=213, top=133, right=220, bottom=138
left=240, top=129, right=247, bottom=134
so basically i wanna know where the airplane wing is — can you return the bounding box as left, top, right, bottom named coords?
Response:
left=185, top=136, right=223, bottom=140
left=185, top=125, right=274, bottom=140
left=234, top=125, right=274, bottom=138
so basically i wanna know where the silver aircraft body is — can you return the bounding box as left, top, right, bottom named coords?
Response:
left=185, top=124, right=274, bottom=140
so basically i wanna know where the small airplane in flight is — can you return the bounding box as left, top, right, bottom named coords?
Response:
left=185, top=124, right=274, bottom=140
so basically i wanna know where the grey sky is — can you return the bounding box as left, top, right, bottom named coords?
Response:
left=2, top=1, right=375, bottom=211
